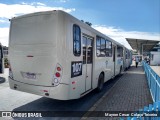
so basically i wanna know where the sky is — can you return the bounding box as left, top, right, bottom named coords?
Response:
left=0, top=0, right=160, bottom=49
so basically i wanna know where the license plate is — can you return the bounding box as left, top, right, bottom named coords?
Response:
left=21, top=72, right=36, bottom=79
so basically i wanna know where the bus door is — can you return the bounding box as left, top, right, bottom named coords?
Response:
left=82, top=35, right=93, bottom=92
left=113, top=45, right=116, bottom=76
left=0, top=45, right=3, bottom=74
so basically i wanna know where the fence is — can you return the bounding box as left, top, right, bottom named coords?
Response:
left=142, top=61, right=160, bottom=102
left=120, top=61, right=160, bottom=120
left=120, top=101, right=160, bottom=120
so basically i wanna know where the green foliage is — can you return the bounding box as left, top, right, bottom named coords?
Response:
left=4, top=57, right=9, bottom=68
left=85, top=22, right=92, bottom=26
left=81, top=20, right=92, bottom=26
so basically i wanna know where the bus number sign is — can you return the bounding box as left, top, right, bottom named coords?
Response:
left=71, top=61, right=82, bottom=78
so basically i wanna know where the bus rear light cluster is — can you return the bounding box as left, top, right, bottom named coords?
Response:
left=52, top=63, right=63, bottom=86
left=43, top=90, right=48, bottom=92
left=72, top=81, right=76, bottom=84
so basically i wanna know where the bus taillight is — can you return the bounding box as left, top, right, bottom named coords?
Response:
left=52, top=63, right=63, bottom=86
left=57, top=67, right=61, bottom=71
left=55, top=72, right=60, bottom=77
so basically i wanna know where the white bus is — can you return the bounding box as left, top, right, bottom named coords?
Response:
left=9, top=10, right=132, bottom=100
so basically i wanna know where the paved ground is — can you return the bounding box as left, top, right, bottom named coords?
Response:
left=0, top=66, right=153, bottom=120
left=82, top=66, right=153, bottom=119
left=150, top=66, right=160, bottom=77
left=0, top=69, right=121, bottom=120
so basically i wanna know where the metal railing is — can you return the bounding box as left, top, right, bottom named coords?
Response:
left=142, top=61, right=160, bottom=102
left=120, top=62, right=160, bottom=120
left=120, top=101, right=160, bottom=120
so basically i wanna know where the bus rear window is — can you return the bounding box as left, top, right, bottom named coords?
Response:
left=73, top=24, right=81, bottom=56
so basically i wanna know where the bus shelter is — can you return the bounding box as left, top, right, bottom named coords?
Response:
left=126, top=38, right=160, bottom=65
left=126, top=38, right=159, bottom=57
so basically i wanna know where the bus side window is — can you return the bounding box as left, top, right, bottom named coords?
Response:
left=73, top=24, right=81, bottom=56
left=101, top=38, right=106, bottom=57
left=96, top=36, right=112, bottom=57
left=96, top=36, right=101, bottom=56
left=126, top=50, right=128, bottom=59
left=0, top=45, right=3, bottom=74
left=0, top=49, right=1, bottom=59
left=117, top=46, right=123, bottom=57
left=106, top=40, right=112, bottom=57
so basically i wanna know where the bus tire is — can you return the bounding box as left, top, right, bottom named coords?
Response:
left=96, top=73, right=104, bottom=92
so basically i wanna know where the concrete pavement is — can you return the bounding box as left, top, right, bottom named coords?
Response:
left=150, top=66, right=160, bottom=77
left=82, top=66, right=153, bottom=119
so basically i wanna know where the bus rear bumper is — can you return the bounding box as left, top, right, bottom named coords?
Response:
left=8, top=77, right=70, bottom=100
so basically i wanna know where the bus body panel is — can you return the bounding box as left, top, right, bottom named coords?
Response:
left=9, top=12, right=59, bottom=86
left=9, top=77, right=70, bottom=100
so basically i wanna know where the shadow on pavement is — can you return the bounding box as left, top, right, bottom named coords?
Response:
left=12, top=74, right=123, bottom=120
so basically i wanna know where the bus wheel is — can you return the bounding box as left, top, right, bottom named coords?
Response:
left=96, top=73, right=104, bottom=92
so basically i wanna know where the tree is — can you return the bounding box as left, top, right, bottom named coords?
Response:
left=81, top=20, right=92, bottom=26
left=85, top=22, right=92, bottom=26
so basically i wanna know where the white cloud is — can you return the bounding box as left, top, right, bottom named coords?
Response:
left=54, top=0, right=68, bottom=3
left=0, top=2, right=75, bottom=46
left=0, top=19, right=9, bottom=23
left=93, top=25, right=160, bottom=49
left=36, top=2, right=46, bottom=6
left=0, top=28, right=9, bottom=47
left=0, top=3, right=75, bottom=19
left=21, top=2, right=46, bottom=6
